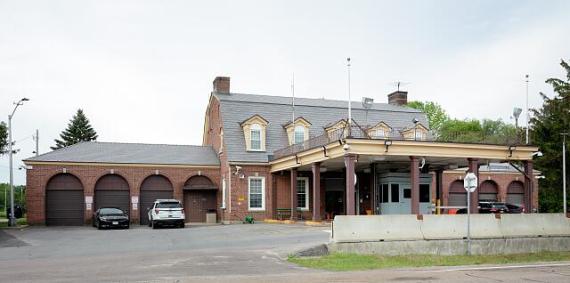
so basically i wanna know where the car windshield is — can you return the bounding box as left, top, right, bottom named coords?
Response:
left=156, top=202, right=181, bottom=209
left=100, top=208, right=124, bottom=216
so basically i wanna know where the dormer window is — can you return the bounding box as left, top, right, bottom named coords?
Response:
left=284, top=117, right=311, bottom=146
left=294, top=125, right=305, bottom=144
left=250, top=124, right=262, bottom=150
left=375, top=129, right=385, bottom=137
left=401, top=123, right=429, bottom=141
left=241, top=115, right=269, bottom=151
left=325, top=119, right=349, bottom=139
left=367, top=121, right=392, bottom=139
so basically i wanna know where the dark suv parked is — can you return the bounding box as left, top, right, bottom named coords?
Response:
left=457, top=201, right=509, bottom=214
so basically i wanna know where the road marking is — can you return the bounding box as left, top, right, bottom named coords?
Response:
left=433, top=262, right=570, bottom=273
left=322, top=230, right=332, bottom=234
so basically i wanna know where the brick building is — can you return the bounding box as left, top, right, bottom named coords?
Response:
left=24, top=76, right=540, bottom=225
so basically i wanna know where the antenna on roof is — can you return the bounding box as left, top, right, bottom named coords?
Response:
left=389, top=81, right=411, bottom=92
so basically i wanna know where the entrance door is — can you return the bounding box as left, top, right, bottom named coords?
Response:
left=183, top=191, right=217, bottom=222
left=183, top=176, right=218, bottom=223
left=325, top=191, right=344, bottom=218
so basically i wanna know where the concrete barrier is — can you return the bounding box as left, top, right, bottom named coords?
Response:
left=333, top=215, right=423, bottom=242
left=329, top=237, right=570, bottom=256
left=500, top=213, right=570, bottom=238
left=333, top=213, right=570, bottom=243
left=421, top=214, right=502, bottom=240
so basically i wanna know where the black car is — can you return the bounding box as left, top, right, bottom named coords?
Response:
left=505, top=203, right=524, bottom=213
left=456, top=201, right=509, bottom=214
left=478, top=201, right=509, bottom=214
left=93, top=207, right=130, bottom=229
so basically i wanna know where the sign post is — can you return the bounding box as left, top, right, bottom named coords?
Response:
left=464, top=172, right=478, bottom=255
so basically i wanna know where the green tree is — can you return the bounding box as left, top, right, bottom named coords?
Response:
left=51, top=109, right=98, bottom=150
left=530, top=59, right=570, bottom=212
left=0, top=121, right=7, bottom=155
left=406, top=101, right=449, bottom=135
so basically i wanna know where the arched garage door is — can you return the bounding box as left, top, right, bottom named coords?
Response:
left=507, top=181, right=525, bottom=206
left=479, top=180, right=498, bottom=202
left=95, top=175, right=130, bottom=214
left=140, top=175, right=173, bottom=225
left=46, top=174, right=84, bottom=226
left=184, top=176, right=217, bottom=223
left=448, top=180, right=466, bottom=207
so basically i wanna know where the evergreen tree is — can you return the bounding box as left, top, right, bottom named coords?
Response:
left=531, top=59, right=570, bottom=212
left=51, top=109, right=98, bottom=150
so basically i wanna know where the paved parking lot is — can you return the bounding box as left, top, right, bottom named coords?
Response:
left=2, top=224, right=570, bottom=282
left=0, top=224, right=330, bottom=282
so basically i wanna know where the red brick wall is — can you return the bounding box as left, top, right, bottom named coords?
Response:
left=442, top=171, right=539, bottom=209
left=25, top=163, right=220, bottom=225
left=224, top=165, right=275, bottom=221
left=202, top=95, right=234, bottom=222
left=273, top=170, right=315, bottom=220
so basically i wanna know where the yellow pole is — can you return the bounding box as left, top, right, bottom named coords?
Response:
left=436, top=199, right=441, bottom=215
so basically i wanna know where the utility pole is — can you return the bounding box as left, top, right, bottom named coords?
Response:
left=8, top=98, right=29, bottom=226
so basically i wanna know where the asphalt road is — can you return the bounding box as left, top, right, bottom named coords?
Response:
left=1, top=224, right=570, bottom=282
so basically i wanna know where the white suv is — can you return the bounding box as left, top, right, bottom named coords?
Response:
left=148, top=199, right=185, bottom=229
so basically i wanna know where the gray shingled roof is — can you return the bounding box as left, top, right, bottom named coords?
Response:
left=24, top=141, right=220, bottom=166
left=216, top=92, right=429, bottom=163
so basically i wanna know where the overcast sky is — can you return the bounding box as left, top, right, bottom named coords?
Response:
left=1, top=0, right=569, bottom=185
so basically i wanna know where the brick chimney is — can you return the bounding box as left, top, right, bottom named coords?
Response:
left=388, top=91, right=408, bottom=106
left=213, top=76, right=230, bottom=93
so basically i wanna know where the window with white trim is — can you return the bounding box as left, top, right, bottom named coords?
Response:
left=248, top=177, right=265, bottom=210
left=415, top=130, right=424, bottom=140
left=294, top=125, right=305, bottom=144
left=250, top=124, right=262, bottom=150
left=297, top=177, right=309, bottom=210
left=374, top=129, right=385, bottom=138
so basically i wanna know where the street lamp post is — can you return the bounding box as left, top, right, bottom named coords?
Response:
left=7, top=98, right=29, bottom=227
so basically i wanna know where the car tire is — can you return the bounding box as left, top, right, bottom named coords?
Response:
left=152, top=220, right=157, bottom=229
left=97, top=222, right=102, bottom=230
left=148, top=218, right=152, bottom=227
left=179, top=222, right=185, bottom=228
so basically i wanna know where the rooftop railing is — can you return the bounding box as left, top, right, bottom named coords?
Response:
left=272, top=121, right=524, bottom=160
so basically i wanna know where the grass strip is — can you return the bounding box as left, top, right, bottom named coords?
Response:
left=288, top=252, right=570, bottom=271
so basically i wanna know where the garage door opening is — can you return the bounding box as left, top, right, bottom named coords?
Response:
left=94, top=174, right=130, bottom=215
left=46, top=173, right=85, bottom=226
left=448, top=180, right=466, bottom=213
left=479, top=180, right=498, bottom=202
left=507, top=181, right=525, bottom=207
left=140, top=175, right=173, bottom=225
left=183, top=176, right=217, bottom=223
